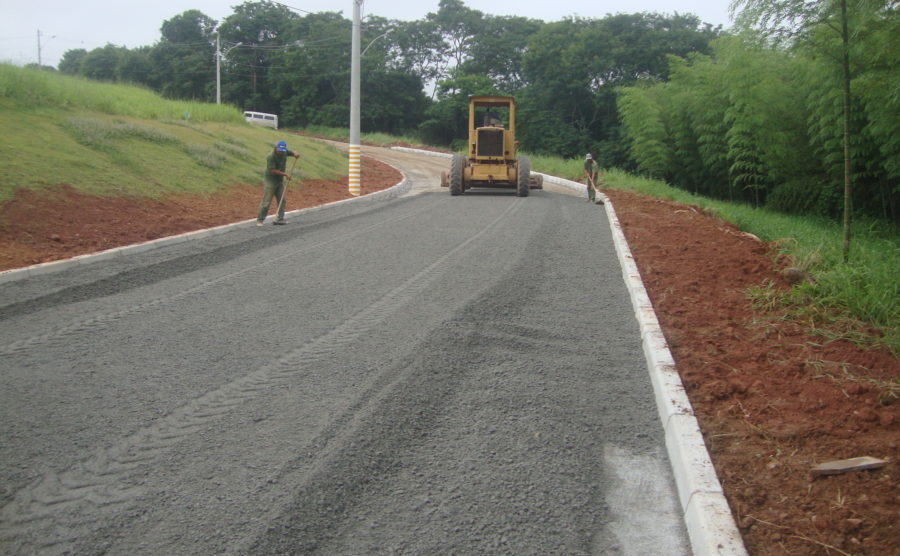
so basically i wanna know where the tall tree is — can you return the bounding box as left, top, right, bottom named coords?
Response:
left=519, top=13, right=718, bottom=161
left=151, top=10, right=218, bottom=99
left=385, top=19, right=444, bottom=85
left=80, top=44, right=125, bottom=81
left=217, top=0, right=300, bottom=110
left=117, top=46, right=154, bottom=86
left=731, top=0, right=881, bottom=260
left=267, top=11, right=350, bottom=126
left=460, top=15, right=542, bottom=92
left=618, top=36, right=831, bottom=209
left=357, top=16, right=430, bottom=133
left=426, top=0, right=486, bottom=87
left=58, top=49, right=87, bottom=75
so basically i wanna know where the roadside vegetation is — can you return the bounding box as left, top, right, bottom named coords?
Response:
left=0, top=65, right=345, bottom=203
left=0, top=63, right=242, bottom=123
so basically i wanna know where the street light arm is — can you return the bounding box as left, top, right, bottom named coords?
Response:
left=215, top=37, right=243, bottom=105
left=361, top=30, right=392, bottom=57
left=219, top=41, right=244, bottom=59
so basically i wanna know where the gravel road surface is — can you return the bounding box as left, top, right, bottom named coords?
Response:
left=0, top=148, right=689, bottom=554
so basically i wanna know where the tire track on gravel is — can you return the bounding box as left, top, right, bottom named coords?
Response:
left=0, top=200, right=438, bottom=359
left=0, top=199, right=522, bottom=555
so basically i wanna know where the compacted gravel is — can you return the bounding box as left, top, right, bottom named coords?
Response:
left=0, top=154, right=689, bottom=554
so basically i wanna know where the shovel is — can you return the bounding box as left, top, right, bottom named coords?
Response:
left=273, top=156, right=298, bottom=224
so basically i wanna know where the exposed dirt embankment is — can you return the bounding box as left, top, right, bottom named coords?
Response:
left=0, top=156, right=401, bottom=272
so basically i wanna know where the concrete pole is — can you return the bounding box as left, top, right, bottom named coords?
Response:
left=348, top=0, right=363, bottom=196
left=216, top=34, right=222, bottom=105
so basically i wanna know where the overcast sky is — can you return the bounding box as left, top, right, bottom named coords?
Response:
left=1, top=0, right=733, bottom=69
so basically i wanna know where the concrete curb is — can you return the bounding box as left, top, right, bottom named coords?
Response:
left=543, top=171, right=748, bottom=556
left=390, top=146, right=454, bottom=159
left=0, top=176, right=411, bottom=286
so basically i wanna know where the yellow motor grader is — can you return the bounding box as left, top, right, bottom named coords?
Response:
left=441, top=95, right=542, bottom=196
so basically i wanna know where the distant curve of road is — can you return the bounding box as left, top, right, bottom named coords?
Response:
left=0, top=147, right=689, bottom=555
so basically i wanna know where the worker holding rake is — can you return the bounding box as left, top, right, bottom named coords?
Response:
left=583, top=153, right=604, bottom=205
left=257, top=140, right=299, bottom=226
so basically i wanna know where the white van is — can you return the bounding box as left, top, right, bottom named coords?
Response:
left=243, top=111, right=278, bottom=130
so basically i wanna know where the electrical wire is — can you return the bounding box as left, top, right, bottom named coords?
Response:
left=270, top=1, right=315, bottom=15
left=158, top=40, right=217, bottom=47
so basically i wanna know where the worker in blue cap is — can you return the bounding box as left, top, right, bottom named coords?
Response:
left=257, top=140, right=300, bottom=226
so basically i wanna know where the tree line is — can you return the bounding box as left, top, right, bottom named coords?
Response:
left=47, top=0, right=897, bottom=225
left=50, top=1, right=719, bottom=160
left=619, top=0, right=898, bottom=237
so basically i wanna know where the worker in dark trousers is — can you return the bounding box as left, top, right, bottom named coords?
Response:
left=582, top=153, right=605, bottom=205
left=257, top=140, right=299, bottom=226
left=583, top=153, right=599, bottom=203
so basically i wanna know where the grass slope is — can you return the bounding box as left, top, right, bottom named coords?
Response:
left=0, top=65, right=345, bottom=202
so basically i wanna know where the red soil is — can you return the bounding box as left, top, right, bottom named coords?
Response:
left=605, top=190, right=897, bottom=556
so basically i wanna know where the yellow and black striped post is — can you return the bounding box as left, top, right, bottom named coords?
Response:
left=348, top=143, right=361, bottom=196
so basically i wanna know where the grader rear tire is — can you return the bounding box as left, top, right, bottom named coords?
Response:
left=516, top=156, right=530, bottom=197
left=449, top=155, right=465, bottom=196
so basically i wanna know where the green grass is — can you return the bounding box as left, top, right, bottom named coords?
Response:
left=0, top=64, right=243, bottom=123
left=0, top=65, right=346, bottom=202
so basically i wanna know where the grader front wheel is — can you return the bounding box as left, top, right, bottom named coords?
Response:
left=516, top=156, right=530, bottom=197
left=449, top=155, right=465, bottom=196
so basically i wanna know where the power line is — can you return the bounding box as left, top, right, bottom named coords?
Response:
left=158, top=40, right=216, bottom=47
left=271, top=1, right=314, bottom=15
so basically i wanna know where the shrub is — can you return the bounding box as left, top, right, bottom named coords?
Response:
left=766, top=176, right=842, bottom=218
left=61, top=117, right=179, bottom=151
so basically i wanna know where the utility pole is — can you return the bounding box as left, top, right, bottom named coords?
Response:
left=216, top=34, right=221, bottom=104
left=216, top=35, right=242, bottom=105
left=348, top=0, right=363, bottom=196
left=36, top=29, right=56, bottom=67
